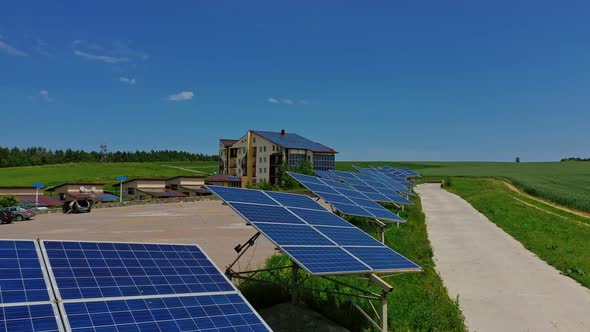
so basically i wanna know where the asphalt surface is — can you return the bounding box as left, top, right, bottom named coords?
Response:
left=1, top=200, right=277, bottom=271
left=416, top=183, right=590, bottom=332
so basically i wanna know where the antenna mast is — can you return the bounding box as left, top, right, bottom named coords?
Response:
left=100, top=144, right=108, bottom=162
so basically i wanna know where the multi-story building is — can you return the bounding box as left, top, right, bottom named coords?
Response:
left=218, top=129, right=336, bottom=186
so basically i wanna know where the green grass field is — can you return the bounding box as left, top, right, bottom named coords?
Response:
left=445, top=178, right=590, bottom=288
left=241, top=197, right=465, bottom=331
left=2, top=160, right=588, bottom=212
left=338, top=161, right=590, bottom=213
left=0, top=161, right=218, bottom=191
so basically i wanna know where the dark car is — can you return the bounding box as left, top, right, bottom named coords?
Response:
left=0, top=209, right=14, bottom=224
left=63, top=199, right=92, bottom=214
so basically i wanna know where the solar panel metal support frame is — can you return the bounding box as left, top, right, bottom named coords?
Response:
left=211, top=202, right=403, bottom=332
left=224, top=239, right=392, bottom=332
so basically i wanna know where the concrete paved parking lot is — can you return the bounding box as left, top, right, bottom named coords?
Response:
left=417, top=183, right=590, bottom=332
left=0, top=200, right=277, bottom=271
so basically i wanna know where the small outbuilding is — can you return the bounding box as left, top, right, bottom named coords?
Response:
left=205, top=174, right=242, bottom=188
left=113, top=178, right=186, bottom=200
left=0, top=186, right=62, bottom=207
left=46, top=183, right=118, bottom=202
left=166, top=176, right=210, bottom=197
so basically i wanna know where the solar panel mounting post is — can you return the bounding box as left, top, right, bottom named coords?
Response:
left=291, top=264, right=298, bottom=305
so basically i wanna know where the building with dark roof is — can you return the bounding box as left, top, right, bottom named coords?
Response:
left=166, top=176, right=210, bottom=196
left=0, top=186, right=62, bottom=207
left=113, top=178, right=186, bottom=200
left=46, top=183, right=118, bottom=202
left=218, top=129, right=337, bottom=187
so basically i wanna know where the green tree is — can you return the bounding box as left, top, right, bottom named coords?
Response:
left=0, top=195, right=19, bottom=208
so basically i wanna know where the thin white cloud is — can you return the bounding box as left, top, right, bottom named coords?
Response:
left=119, top=76, right=136, bottom=85
left=167, top=91, right=194, bottom=101
left=74, top=50, right=128, bottom=63
left=39, top=90, right=52, bottom=102
left=72, top=40, right=146, bottom=64
left=0, top=40, right=27, bottom=57
left=268, top=97, right=307, bottom=105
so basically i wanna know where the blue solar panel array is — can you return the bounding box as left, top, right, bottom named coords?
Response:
left=353, top=167, right=417, bottom=196
left=43, top=241, right=236, bottom=300
left=0, top=240, right=63, bottom=332
left=61, top=294, right=269, bottom=332
left=329, top=171, right=414, bottom=205
left=207, top=186, right=421, bottom=276
left=286, top=172, right=405, bottom=223
left=41, top=240, right=271, bottom=332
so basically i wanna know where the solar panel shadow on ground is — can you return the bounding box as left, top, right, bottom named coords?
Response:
left=206, top=186, right=421, bottom=277
left=40, top=240, right=271, bottom=332
left=0, top=239, right=63, bottom=332
left=286, top=172, right=406, bottom=223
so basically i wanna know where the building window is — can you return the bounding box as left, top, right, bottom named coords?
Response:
left=127, top=188, right=135, bottom=195
left=264, top=168, right=267, bottom=173
left=259, top=168, right=262, bottom=174
left=312, top=154, right=336, bottom=171
left=253, top=137, right=256, bottom=143
left=259, top=157, right=262, bottom=163
left=288, top=153, right=307, bottom=168
left=263, top=146, right=266, bottom=152
left=259, top=146, right=262, bottom=152
left=264, top=156, right=267, bottom=162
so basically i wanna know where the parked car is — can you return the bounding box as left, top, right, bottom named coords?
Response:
left=0, top=209, right=14, bottom=224
left=6, top=206, right=35, bottom=221
left=63, top=199, right=92, bottom=214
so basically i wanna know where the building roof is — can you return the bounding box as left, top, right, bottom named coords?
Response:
left=252, top=130, right=336, bottom=153
left=180, top=186, right=212, bottom=195
left=113, top=178, right=167, bottom=186
left=137, top=188, right=187, bottom=198
left=15, top=195, right=63, bottom=207
left=220, top=139, right=238, bottom=147
left=166, top=175, right=206, bottom=181
left=46, top=183, right=105, bottom=191
left=67, top=192, right=119, bottom=202
left=205, top=174, right=242, bottom=182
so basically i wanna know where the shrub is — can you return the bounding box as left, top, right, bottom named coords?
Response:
left=0, top=195, right=19, bottom=208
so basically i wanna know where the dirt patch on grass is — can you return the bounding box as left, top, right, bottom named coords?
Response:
left=511, top=196, right=590, bottom=228
left=501, top=180, right=590, bottom=219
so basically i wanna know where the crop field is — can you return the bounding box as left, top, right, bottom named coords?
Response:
left=338, top=161, right=590, bottom=213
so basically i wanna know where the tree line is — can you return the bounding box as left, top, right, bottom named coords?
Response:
left=560, top=157, right=590, bottom=162
left=0, top=146, right=218, bottom=168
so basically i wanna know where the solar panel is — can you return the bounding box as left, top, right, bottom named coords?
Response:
left=264, top=191, right=325, bottom=211
left=0, top=240, right=63, bottom=332
left=0, top=303, right=62, bottom=332
left=286, top=173, right=406, bottom=222
left=61, top=294, right=269, bottom=332
left=353, top=168, right=417, bottom=196
left=42, top=241, right=271, bottom=331
left=329, top=171, right=415, bottom=205
left=43, top=241, right=237, bottom=300
left=207, top=186, right=421, bottom=276
left=313, top=169, right=340, bottom=180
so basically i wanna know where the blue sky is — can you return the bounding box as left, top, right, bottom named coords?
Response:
left=1, top=1, right=589, bottom=161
